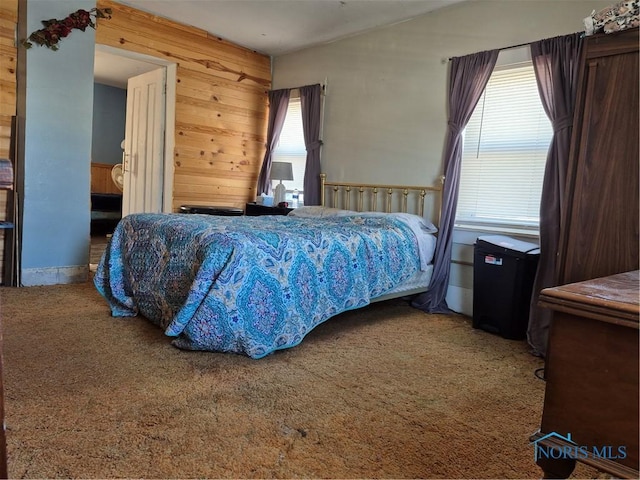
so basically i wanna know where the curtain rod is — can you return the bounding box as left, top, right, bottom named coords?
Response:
left=266, top=82, right=327, bottom=96
left=447, top=40, right=531, bottom=62
left=447, top=31, right=583, bottom=62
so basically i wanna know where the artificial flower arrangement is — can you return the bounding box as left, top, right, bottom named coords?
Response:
left=23, top=7, right=112, bottom=51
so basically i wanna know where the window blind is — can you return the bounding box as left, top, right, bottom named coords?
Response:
left=272, top=98, right=306, bottom=192
left=456, top=63, right=553, bottom=231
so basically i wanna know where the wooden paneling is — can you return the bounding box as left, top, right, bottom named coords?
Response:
left=0, top=0, right=16, bottom=160
left=0, top=0, right=16, bottom=288
left=96, top=0, right=270, bottom=211
left=91, top=163, right=121, bottom=195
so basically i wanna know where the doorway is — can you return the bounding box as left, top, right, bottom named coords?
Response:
left=91, top=45, right=176, bottom=267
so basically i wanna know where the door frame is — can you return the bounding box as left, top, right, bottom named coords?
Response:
left=94, top=44, right=176, bottom=213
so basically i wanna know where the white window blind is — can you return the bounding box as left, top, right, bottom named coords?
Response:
left=272, top=98, right=306, bottom=193
left=456, top=63, right=553, bottom=231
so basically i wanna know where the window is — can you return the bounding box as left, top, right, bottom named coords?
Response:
left=456, top=63, right=553, bottom=232
left=272, top=98, right=306, bottom=195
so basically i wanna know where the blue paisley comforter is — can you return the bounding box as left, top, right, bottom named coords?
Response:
left=94, top=213, right=421, bottom=358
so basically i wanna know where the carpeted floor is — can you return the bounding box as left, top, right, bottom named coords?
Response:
left=0, top=282, right=602, bottom=479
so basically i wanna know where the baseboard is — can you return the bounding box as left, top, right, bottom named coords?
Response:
left=446, top=285, right=473, bottom=317
left=21, top=265, right=89, bottom=286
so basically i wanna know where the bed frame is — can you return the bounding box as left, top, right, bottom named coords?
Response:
left=319, top=173, right=444, bottom=302
left=319, top=173, right=443, bottom=228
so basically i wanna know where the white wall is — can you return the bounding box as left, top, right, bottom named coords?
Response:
left=272, top=0, right=610, bottom=315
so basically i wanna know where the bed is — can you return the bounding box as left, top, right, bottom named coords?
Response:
left=94, top=175, right=442, bottom=358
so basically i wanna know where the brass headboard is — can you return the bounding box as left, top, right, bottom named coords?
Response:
left=319, top=173, right=444, bottom=228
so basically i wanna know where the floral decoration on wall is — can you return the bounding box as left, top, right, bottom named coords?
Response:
left=23, top=7, right=112, bottom=51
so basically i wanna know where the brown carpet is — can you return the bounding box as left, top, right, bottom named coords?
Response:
left=0, top=282, right=602, bottom=479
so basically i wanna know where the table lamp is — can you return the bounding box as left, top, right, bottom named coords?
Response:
left=270, top=161, right=293, bottom=205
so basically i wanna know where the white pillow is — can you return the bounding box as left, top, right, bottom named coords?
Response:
left=388, top=212, right=438, bottom=234
left=355, top=211, right=438, bottom=234
left=350, top=212, right=438, bottom=270
left=287, top=206, right=357, bottom=218
left=290, top=208, right=437, bottom=233
left=289, top=208, right=437, bottom=270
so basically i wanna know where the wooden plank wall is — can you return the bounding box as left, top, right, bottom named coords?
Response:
left=91, top=163, right=122, bottom=194
left=0, top=0, right=17, bottom=280
left=96, top=0, right=271, bottom=212
left=0, top=0, right=15, bottom=159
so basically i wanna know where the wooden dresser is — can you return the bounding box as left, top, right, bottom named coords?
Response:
left=533, top=271, right=639, bottom=479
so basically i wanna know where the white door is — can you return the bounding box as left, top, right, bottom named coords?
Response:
left=122, top=68, right=166, bottom=216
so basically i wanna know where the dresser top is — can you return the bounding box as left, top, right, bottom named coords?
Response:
left=540, top=270, right=639, bottom=325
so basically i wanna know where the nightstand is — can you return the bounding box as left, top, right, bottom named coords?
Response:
left=245, top=202, right=293, bottom=216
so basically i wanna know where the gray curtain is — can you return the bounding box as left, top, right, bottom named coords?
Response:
left=527, top=33, right=584, bottom=357
left=299, top=84, right=323, bottom=205
left=412, top=50, right=498, bottom=314
left=256, top=88, right=291, bottom=196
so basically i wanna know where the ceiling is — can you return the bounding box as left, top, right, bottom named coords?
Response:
left=94, top=49, right=162, bottom=88
left=95, top=0, right=465, bottom=88
left=118, top=0, right=465, bottom=56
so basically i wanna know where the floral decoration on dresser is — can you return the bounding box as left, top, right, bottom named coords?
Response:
left=22, top=7, right=112, bottom=51
left=584, top=0, right=639, bottom=35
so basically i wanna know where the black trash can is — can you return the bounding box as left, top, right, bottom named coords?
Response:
left=472, top=235, right=540, bottom=340
left=179, top=205, right=244, bottom=216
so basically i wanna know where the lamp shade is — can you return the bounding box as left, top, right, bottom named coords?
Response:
left=270, top=161, right=294, bottom=181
